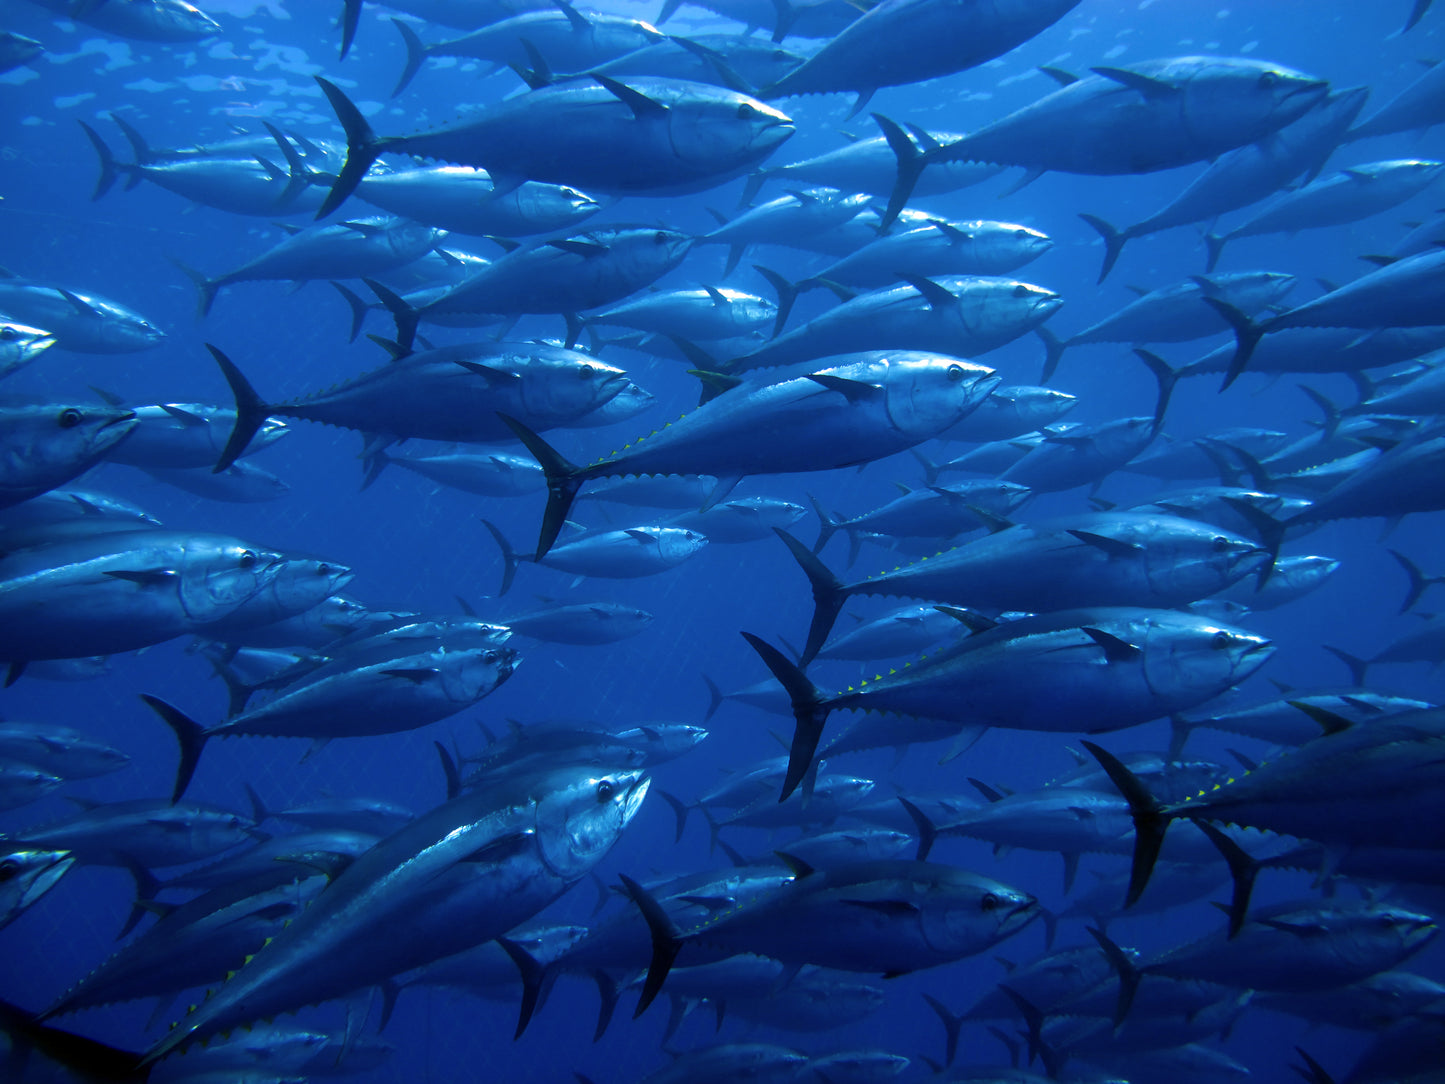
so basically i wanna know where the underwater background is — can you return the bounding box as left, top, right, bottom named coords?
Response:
left=2, top=0, right=1444, bottom=1080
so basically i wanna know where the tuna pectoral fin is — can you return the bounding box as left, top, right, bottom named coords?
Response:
left=138, top=694, right=208, bottom=803
left=617, top=873, right=684, bottom=1017
left=207, top=344, right=272, bottom=474
left=772, top=527, right=848, bottom=665
left=739, top=632, right=830, bottom=803
left=314, top=76, right=383, bottom=219
left=497, top=414, right=585, bottom=560
left=1079, top=741, right=1168, bottom=908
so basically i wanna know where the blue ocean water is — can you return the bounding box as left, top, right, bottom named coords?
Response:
left=1, top=0, right=1443, bottom=1080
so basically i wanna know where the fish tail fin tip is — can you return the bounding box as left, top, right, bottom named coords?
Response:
left=495, top=414, right=584, bottom=559
left=738, top=630, right=829, bottom=803
left=138, top=694, right=207, bottom=803
left=313, top=75, right=381, bottom=219
left=1078, top=212, right=1127, bottom=283
left=772, top=527, right=847, bottom=664
left=207, top=344, right=269, bottom=473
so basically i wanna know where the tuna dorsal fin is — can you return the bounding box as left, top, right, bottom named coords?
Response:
left=552, top=0, right=590, bottom=32
left=1091, top=65, right=1179, bottom=96
left=1081, top=626, right=1142, bottom=662
left=1067, top=528, right=1142, bottom=558
left=1036, top=66, right=1077, bottom=90
left=1286, top=699, right=1355, bottom=735
left=593, top=74, right=668, bottom=119
left=805, top=373, right=884, bottom=401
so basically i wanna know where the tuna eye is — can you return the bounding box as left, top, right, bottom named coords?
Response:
left=596, top=780, right=616, bottom=803
left=578, top=365, right=594, bottom=380
left=0, top=859, right=18, bottom=881
left=238, top=550, right=257, bottom=569
left=1258, top=71, right=1279, bottom=88
left=317, top=563, right=331, bottom=575
left=980, top=892, right=1000, bottom=911
left=1011, top=285, right=1030, bottom=298
left=1211, top=632, right=1231, bottom=650
left=0, top=327, right=16, bottom=340
left=1013, top=229, right=1030, bottom=238
left=946, top=364, right=965, bottom=383
left=653, top=231, right=667, bottom=245
left=1211, top=535, right=1229, bottom=552
left=737, top=102, right=755, bottom=119
left=57, top=408, right=83, bottom=429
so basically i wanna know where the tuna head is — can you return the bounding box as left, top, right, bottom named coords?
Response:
left=438, top=643, right=518, bottom=703
left=604, top=227, right=695, bottom=281
left=1145, top=520, right=1271, bottom=600
left=667, top=88, right=794, bottom=175
left=176, top=537, right=294, bottom=623
left=1177, top=57, right=1330, bottom=149
left=1138, top=611, right=1274, bottom=707
left=0, top=848, right=74, bottom=930
left=516, top=351, right=632, bottom=422
left=0, top=322, right=56, bottom=377
left=219, top=555, right=357, bottom=632
left=920, top=868, right=1038, bottom=957
left=1330, top=905, right=1438, bottom=971
left=532, top=766, right=650, bottom=880
left=4, top=404, right=137, bottom=487
left=880, top=354, right=1001, bottom=439
left=103, top=311, right=166, bottom=352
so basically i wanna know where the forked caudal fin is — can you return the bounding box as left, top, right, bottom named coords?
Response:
left=313, top=75, right=383, bottom=219
left=496, top=414, right=586, bottom=560
left=207, top=344, right=273, bottom=474
left=1202, top=296, right=1266, bottom=391
left=138, top=694, right=209, bottom=803
left=772, top=527, right=849, bottom=665
left=739, top=631, right=830, bottom=803
left=1078, top=741, right=1170, bottom=909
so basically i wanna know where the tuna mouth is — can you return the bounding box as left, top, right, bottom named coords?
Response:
left=1286, top=78, right=1330, bottom=101
left=20, top=852, right=75, bottom=910
left=1242, top=639, right=1274, bottom=656
left=102, top=411, right=138, bottom=431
